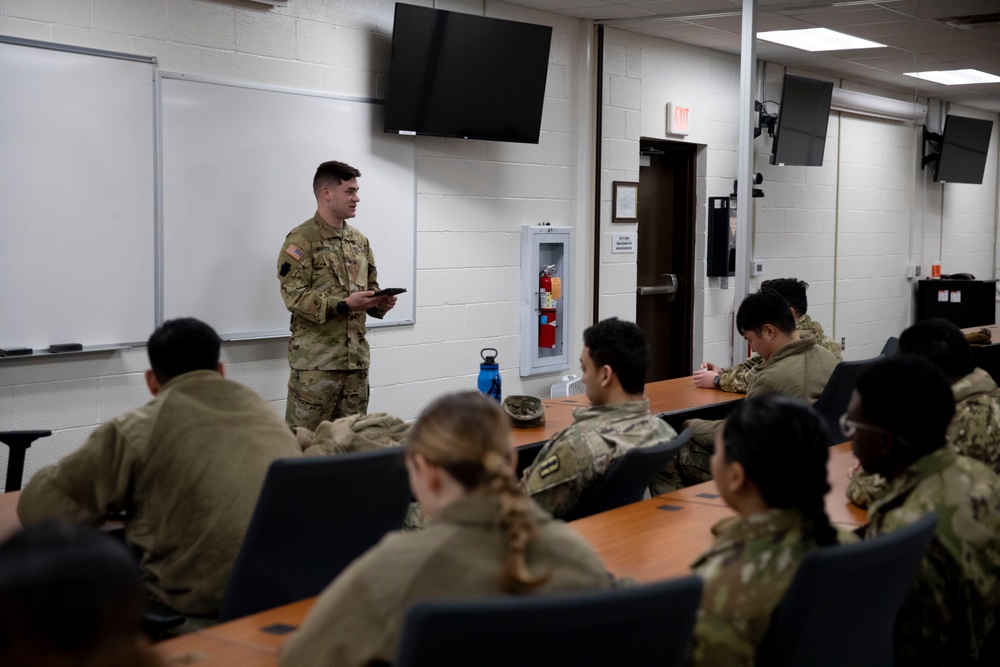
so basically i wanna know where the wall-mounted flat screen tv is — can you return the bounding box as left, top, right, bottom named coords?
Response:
left=770, top=74, right=834, bottom=167
left=384, top=3, right=552, bottom=144
left=935, top=114, right=994, bottom=184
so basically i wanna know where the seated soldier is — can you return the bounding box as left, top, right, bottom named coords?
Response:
left=0, top=520, right=165, bottom=667
left=688, top=394, right=855, bottom=667
left=660, top=289, right=838, bottom=491
left=520, top=317, right=678, bottom=515
left=847, top=318, right=1000, bottom=507
left=694, top=277, right=841, bottom=393
left=18, top=318, right=302, bottom=625
left=279, top=392, right=611, bottom=667
left=851, top=355, right=1000, bottom=665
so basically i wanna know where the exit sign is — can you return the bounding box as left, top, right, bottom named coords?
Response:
left=667, top=102, right=690, bottom=136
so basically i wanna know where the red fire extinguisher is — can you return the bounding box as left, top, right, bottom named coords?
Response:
left=539, top=265, right=557, bottom=349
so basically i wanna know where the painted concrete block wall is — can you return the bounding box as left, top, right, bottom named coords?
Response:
left=0, top=0, right=593, bottom=489
left=638, top=37, right=742, bottom=368
left=599, top=28, right=641, bottom=321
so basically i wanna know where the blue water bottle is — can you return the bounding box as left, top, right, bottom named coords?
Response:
left=478, top=348, right=501, bottom=403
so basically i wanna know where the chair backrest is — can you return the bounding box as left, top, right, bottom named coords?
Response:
left=757, top=513, right=938, bottom=667
left=813, top=355, right=884, bottom=442
left=880, top=336, right=899, bottom=357
left=218, top=447, right=411, bottom=621
left=394, top=575, right=703, bottom=667
left=562, top=427, right=691, bottom=521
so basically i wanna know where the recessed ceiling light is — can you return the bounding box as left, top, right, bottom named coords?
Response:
left=757, top=28, right=887, bottom=52
left=903, top=69, right=1000, bottom=85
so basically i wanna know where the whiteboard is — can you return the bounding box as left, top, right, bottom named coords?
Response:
left=0, top=38, right=156, bottom=350
left=159, top=74, right=416, bottom=339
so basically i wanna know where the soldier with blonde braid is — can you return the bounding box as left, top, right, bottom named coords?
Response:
left=280, top=392, right=611, bottom=667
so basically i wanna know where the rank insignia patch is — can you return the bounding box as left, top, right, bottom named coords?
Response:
left=537, top=455, right=561, bottom=478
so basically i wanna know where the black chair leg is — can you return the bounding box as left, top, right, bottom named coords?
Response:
left=0, top=430, right=52, bottom=491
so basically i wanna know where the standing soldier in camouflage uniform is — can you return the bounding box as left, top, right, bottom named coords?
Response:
left=847, top=318, right=1000, bottom=507
left=277, top=161, right=396, bottom=430
left=850, top=356, right=1000, bottom=665
left=687, top=394, right=852, bottom=667
left=694, top=278, right=841, bottom=393
left=520, top=318, right=678, bottom=517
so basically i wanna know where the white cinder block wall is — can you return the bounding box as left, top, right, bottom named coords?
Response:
left=599, top=28, right=641, bottom=321
left=3, top=1, right=999, bottom=489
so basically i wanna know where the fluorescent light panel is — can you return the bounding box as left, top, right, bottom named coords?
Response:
left=757, top=28, right=886, bottom=52
left=903, top=69, right=1000, bottom=85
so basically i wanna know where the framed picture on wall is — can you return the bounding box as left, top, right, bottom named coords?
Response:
left=612, top=181, right=639, bottom=222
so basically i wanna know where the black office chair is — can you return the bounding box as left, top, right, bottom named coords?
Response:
left=879, top=336, right=899, bottom=357
left=0, top=430, right=51, bottom=491
left=813, top=355, right=884, bottom=442
left=394, top=575, right=703, bottom=667
left=757, top=513, right=937, bottom=667
left=217, top=447, right=411, bottom=621
left=562, top=428, right=691, bottom=521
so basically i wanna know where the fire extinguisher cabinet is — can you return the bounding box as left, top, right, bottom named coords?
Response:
left=520, top=225, right=571, bottom=377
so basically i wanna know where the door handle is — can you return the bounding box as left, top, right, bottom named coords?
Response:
left=636, top=285, right=676, bottom=296
left=636, top=274, right=678, bottom=299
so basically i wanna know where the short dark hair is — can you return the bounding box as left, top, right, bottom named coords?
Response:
left=760, top=277, right=809, bottom=316
left=855, top=355, right=955, bottom=459
left=0, top=520, right=146, bottom=658
left=736, top=289, right=796, bottom=337
left=899, top=318, right=974, bottom=380
left=582, top=318, right=651, bottom=395
left=722, top=394, right=836, bottom=545
left=147, top=318, right=221, bottom=385
left=313, top=160, right=361, bottom=197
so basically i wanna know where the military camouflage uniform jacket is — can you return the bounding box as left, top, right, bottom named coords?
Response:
left=660, top=339, right=838, bottom=491
left=688, top=509, right=855, bottom=667
left=847, top=367, right=1000, bottom=507
left=278, top=214, right=388, bottom=371
left=718, top=314, right=842, bottom=393
left=520, top=400, right=677, bottom=518
left=865, top=448, right=1000, bottom=664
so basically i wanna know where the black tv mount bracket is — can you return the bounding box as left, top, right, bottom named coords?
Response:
left=921, top=125, right=942, bottom=172
left=755, top=101, right=777, bottom=139
left=732, top=173, right=765, bottom=198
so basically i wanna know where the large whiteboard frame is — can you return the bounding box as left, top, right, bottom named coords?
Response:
left=158, top=73, right=416, bottom=340
left=0, top=37, right=156, bottom=350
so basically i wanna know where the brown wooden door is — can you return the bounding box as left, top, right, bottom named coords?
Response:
left=636, top=139, right=696, bottom=381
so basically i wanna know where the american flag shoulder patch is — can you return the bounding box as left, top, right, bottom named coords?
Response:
left=284, top=244, right=304, bottom=261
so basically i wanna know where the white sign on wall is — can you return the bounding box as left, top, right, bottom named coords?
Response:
left=612, top=233, right=636, bottom=254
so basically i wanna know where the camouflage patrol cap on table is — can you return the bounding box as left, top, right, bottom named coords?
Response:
left=502, top=395, right=546, bottom=428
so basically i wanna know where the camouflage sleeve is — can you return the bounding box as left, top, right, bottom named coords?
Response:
left=717, top=357, right=764, bottom=394
left=278, top=232, right=335, bottom=325
left=520, top=437, right=583, bottom=519
left=821, top=337, right=843, bottom=361
left=947, top=400, right=1000, bottom=474
left=889, top=543, right=958, bottom=666
left=844, top=468, right=887, bottom=508
left=687, top=607, right=757, bottom=667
